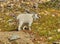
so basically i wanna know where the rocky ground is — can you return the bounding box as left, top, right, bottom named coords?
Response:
left=0, top=30, right=48, bottom=44
left=0, top=0, right=60, bottom=44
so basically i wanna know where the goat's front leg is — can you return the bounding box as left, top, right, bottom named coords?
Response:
left=28, top=21, right=33, bottom=31
left=18, top=21, right=23, bottom=31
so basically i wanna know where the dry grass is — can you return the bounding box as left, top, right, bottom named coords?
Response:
left=0, top=0, right=60, bottom=44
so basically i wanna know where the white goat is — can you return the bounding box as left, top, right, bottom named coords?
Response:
left=17, top=13, right=39, bottom=31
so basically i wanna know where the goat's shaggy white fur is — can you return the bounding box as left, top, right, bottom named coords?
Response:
left=17, top=13, right=39, bottom=31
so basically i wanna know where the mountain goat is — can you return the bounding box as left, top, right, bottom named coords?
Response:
left=17, top=13, right=39, bottom=31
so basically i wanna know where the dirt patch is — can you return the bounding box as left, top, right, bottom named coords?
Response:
left=0, top=31, right=34, bottom=44
left=0, top=30, right=47, bottom=44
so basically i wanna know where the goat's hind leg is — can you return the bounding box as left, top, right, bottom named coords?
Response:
left=18, top=21, right=23, bottom=31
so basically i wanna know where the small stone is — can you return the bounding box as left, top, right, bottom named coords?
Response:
left=52, top=14, right=55, bottom=17
left=7, top=19, right=13, bottom=22
left=40, top=0, right=51, bottom=3
left=48, top=37, right=52, bottom=40
left=11, top=4, right=14, bottom=6
left=1, top=4, right=4, bottom=7
left=37, top=41, right=40, bottom=43
left=57, top=29, right=60, bottom=32
left=5, top=13, right=9, bottom=16
left=44, top=11, right=50, bottom=15
left=9, top=34, right=20, bottom=41
left=47, top=0, right=51, bottom=1
left=8, top=22, right=15, bottom=26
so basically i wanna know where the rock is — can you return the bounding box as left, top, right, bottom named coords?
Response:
left=57, top=29, right=60, bottom=32
left=52, top=14, right=55, bottom=17
left=7, top=19, right=13, bottom=22
left=48, top=37, right=52, bottom=40
left=8, top=22, right=15, bottom=26
left=37, top=41, right=40, bottom=44
left=8, top=34, right=20, bottom=41
left=39, top=0, right=51, bottom=3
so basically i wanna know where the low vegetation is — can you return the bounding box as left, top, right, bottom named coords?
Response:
left=0, top=0, right=60, bottom=44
